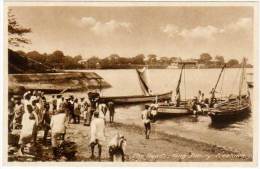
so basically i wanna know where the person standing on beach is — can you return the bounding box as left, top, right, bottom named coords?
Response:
left=31, top=99, right=40, bottom=144
left=52, top=95, right=57, bottom=112
left=18, top=104, right=38, bottom=156
left=50, top=103, right=68, bottom=160
left=107, top=101, right=115, bottom=123
left=141, top=105, right=152, bottom=139
left=56, top=95, right=63, bottom=111
left=82, top=101, right=89, bottom=126
left=89, top=111, right=105, bottom=161
left=42, top=103, right=51, bottom=144
left=68, top=96, right=75, bottom=124
left=98, top=103, right=107, bottom=120
left=12, top=98, right=24, bottom=130
left=80, top=97, right=85, bottom=120
left=74, top=98, right=81, bottom=124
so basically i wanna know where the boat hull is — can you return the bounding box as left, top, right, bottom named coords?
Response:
left=99, top=91, right=172, bottom=104
left=208, top=105, right=250, bottom=123
left=157, top=105, right=192, bottom=117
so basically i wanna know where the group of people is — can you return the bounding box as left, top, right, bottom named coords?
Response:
left=8, top=90, right=127, bottom=161
left=191, top=89, right=219, bottom=115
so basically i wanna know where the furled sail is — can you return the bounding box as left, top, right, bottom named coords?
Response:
left=136, top=67, right=153, bottom=96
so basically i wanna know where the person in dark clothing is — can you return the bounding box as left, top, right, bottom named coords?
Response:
left=68, top=97, right=75, bottom=124
left=52, top=95, right=57, bottom=112
left=87, top=92, right=100, bottom=125
left=42, top=103, right=51, bottom=144
left=74, top=99, right=81, bottom=124
left=107, top=101, right=115, bottom=123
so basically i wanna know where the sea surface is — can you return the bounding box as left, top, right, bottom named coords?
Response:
left=67, top=68, right=254, bottom=156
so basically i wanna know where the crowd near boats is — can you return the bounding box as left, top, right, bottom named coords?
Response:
left=141, top=58, right=251, bottom=123
left=7, top=58, right=252, bottom=162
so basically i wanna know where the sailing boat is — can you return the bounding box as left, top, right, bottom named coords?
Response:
left=156, top=64, right=193, bottom=116
left=208, top=58, right=251, bottom=122
left=99, top=67, right=172, bottom=104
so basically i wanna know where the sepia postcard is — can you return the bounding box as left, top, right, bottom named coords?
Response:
left=1, top=0, right=259, bottom=167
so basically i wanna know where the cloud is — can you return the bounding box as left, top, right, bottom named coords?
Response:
left=81, top=17, right=96, bottom=26
left=226, top=17, right=252, bottom=32
left=160, top=24, right=179, bottom=37
left=161, top=24, right=223, bottom=40
left=179, top=26, right=223, bottom=39
left=78, top=17, right=132, bottom=35
left=161, top=17, right=252, bottom=40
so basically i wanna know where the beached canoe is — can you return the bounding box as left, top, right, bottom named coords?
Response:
left=99, top=91, right=172, bottom=104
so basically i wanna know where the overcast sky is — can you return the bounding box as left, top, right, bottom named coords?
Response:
left=9, top=6, right=254, bottom=63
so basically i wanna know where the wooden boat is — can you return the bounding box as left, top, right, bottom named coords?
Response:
left=155, top=64, right=193, bottom=116
left=208, top=58, right=251, bottom=123
left=156, top=102, right=192, bottom=117
left=208, top=99, right=250, bottom=122
left=100, top=67, right=172, bottom=104
left=99, top=91, right=172, bottom=104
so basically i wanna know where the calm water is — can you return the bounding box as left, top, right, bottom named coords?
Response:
left=68, top=68, right=254, bottom=155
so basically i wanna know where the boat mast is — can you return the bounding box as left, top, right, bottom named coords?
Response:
left=176, top=64, right=185, bottom=101
left=238, top=58, right=246, bottom=102
left=212, top=64, right=226, bottom=96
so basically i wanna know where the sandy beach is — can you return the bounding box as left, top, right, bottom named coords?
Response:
left=9, top=121, right=251, bottom=162
left=67, top=122, right=252, bottom=162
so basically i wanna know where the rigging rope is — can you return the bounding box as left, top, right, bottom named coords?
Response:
left=183, top=67, right=187, bottom=101
left=219, top=69, right=225, bottom=99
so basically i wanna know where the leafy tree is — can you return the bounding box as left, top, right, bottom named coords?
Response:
left=132, top=54, right=145, bottom=65
left=47, top=50, right=65, bottom=63
left=74, top=55, right=83, bottom=63
left=169, top=57, right=178, bottom=62
left=215, top=55, right=225, bottom=64
left=199, top=53, right=212, bottom=63
left=107, top=54, right=120, bottom=65
left=147, top=54, right=157, bottom=64
left=87, top=56, right=100, bottom=68
left=159, top=57, right=170, bottom=64
left=26, top=51, right=46, bottom=63
left=227, top=59, right=239, bottom=67
left=8, top=9, right=31, bottom=47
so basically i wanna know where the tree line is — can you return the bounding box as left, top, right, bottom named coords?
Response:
left=14, top=50, right=253, bottom=70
